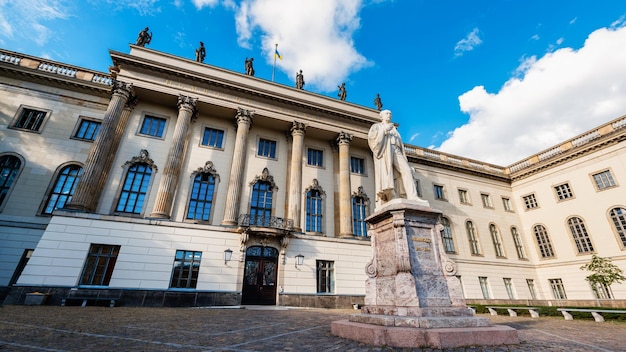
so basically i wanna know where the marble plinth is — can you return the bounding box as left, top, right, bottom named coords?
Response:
left=331, top=320, right=519, bottom=349
left=331, top=200, right=518, bottom=348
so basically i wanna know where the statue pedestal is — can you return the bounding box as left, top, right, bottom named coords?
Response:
left=331, top=200, right=518, bottom=348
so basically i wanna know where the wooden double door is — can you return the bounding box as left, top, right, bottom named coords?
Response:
left=241, top=246, right=279, bottom=305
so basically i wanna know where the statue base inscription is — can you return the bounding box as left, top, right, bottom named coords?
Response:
left=331, top=200, right=518, bottom=348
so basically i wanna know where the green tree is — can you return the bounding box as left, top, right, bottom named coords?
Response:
left=580, top=255, right=626, bottom=299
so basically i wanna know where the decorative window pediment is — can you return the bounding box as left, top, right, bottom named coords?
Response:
left=249, top=167, right=277, bottom=190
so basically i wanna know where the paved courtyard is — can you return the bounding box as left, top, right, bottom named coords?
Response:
left=0, top=305, right=624, bottom=351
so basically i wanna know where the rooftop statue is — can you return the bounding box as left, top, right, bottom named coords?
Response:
left=245, top=57, right=255, bottom=76
left=373, top=93, right=383, bottom=111
left=338, top=82, right=347, bottom=101
left=195, top=42, right=206, bottom=63
left=368, top=110, right=424, bottom=208
left=136, top=27, right=152, bottom=47
left=296, top=70, right=305, bottom=89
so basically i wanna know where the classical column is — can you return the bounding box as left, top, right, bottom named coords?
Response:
left=65, top=80, right=134, bottom=213
left=337, top=132, right=353, bottom=237
left=222, top=108, right=254, bottom=225
left=150, top=95, right=198, bottom=219
left=287, top=121, right=306, bottom=231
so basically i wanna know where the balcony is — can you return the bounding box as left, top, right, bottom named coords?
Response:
left=237, top=214, right=294, bottom=236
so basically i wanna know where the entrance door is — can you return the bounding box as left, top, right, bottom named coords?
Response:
left=241, top=246, right=279, bottom=305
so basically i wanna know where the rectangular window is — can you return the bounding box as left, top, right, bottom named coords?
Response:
left=306, top=189, right=323, bottom=232
left=554, top=183, right=573, bottom=200
left=352, top=196, right=368, bottom=236
left=170, top=250, right=202, bottom=289
left=549, top=278, right=567, bottom=300
left=317, top=260, right=334, bottom=293
left=79, top=244, right=120, bottom=286
left=307, top=148, right=324, bottom=167
left=591, top=282, right=612, bottom=299
left=257, top=138, right=277, bottom=158
left=522, top=194, right=538, bottom=209
left=502, top=197, right=512, bottom=211
left=139, top=115, right=167, bottom=138
left=458, top=189, right=470, bottom=204
left=201, top=127, right=224, bottom=148
left=592, top=170, right=616, bottom=190
left=503, top=278, right=516, bottom=299
left=479, top=276, right=490, bottom=299
left=11, top=107, right=49, bottom=132
left=526, top=279, right=537, bottom=299
left=481, top=193, right=492, bottom=208
left=73, top=118, right=101, bottom=141
left=350, top=157, right=365, bottom=174
left=434, top=184, right=446, bottom=200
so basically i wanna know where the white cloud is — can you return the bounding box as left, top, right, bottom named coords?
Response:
left=437, top=24, right=626, bottom=165
left=191, top=0, right=219, bottom=9
left=232, top=0, right=371, bottom=91
left=0, top=0, right=69, bottom=46
left=454, top=28, right=482, bottom=57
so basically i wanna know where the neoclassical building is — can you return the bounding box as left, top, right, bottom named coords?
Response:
left=0, top=45, right=624, bottom=307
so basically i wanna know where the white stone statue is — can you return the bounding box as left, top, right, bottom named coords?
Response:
left=368, top=109, right=425, bottom=208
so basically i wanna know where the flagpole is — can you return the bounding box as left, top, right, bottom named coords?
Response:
left=272, top=43, right=277, bottom=82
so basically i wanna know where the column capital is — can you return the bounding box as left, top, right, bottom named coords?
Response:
left=235, top=107, right=254, bottom=125
left=290, top=121, right=306, bottom=135
left=111, top=80, right=134, bottom=100
left=177, top=94, right=198, bottom=109
left=337, top=131, right=353, bottom=146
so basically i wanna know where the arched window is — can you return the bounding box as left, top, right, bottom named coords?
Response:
left=511, top=227, right=526, bottom=259
left=567, top=217, right=594, bottom=254
left=351, top=186, right=369, bottom=237
left=0, top=154, right=22, bottom=209
left=533, top=224, right=555, bottom=258
left=609, top=207, right=626, bottom=247
left=489, top=223, right=505, bottom=257
left=305, top=179, right=325, bottom=233
left=43, top=164, right=83, bottom=214
left=116, top=163, right=152, bottom=214
left=440, top=217, right=455, bottom=253
left=466, top=220, right=480, bottom=255
left=250, top=181, right=273, bottom=226
left=186, top=161, right=219, bottom=222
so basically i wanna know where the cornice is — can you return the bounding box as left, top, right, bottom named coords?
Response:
left=109, top=47, right=379, bottom=127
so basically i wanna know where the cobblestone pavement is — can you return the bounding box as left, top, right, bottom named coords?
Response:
left=0, top=305, right=624, bottom=352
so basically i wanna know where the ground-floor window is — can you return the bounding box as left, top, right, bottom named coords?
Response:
left=317, top=260, right=334, bottom=293
left=79, top=244, right=120, bottom=286
left=478, top=276, right=490, bottom=299
left=526, top=279, right=537, bottom=299
left=549, top=278, right=567, bottom=300
left=170, top=250, right=202, bottom=289
left=503, top=278, right=516, bottom=299
left=591, top=282, right=612, bottom=299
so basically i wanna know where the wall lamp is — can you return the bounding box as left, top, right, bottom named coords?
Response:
left=224, top=249, right=233, bottom=265
left=295, top=254, right=304, bottom=269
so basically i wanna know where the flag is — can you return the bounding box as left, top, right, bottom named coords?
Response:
left=274, top=48, right=282, bottom=60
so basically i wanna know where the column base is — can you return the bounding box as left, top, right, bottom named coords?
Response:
left=222, top=220, right=238, bottom=226
left=62, top=203, right=90, bottom=213
left=148, top=212, right=170, bottom=220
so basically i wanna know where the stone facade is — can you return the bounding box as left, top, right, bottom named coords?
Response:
left=0, top=46, right=625, bottom=307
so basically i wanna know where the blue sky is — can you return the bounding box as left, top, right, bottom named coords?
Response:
left=2, top=0, right=626, bottom=165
